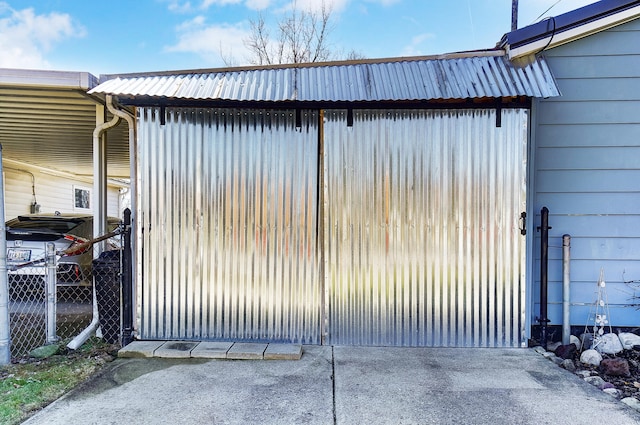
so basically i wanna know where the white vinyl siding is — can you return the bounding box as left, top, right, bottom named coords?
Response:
left=532, top=18, right=640, bottom=327
left=3, top=163, right=123, bottom=220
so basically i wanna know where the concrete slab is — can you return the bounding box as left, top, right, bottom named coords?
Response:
left=190, top=341, right=234, bottom=359
left=117, top=341, right=165, bottom=358
left=226, top=342, right=268, bottom=360
left=154, top=341, right=200, bottom=358
left=21, top=346, right=640, bottom=425
left=24, top=346, right=334, bottom=425
left=264, top=344, right=303, bottom=360
left=333, top=347, right=640, bottom=424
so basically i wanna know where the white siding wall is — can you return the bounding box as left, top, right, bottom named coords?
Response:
left=3, top=162, right=123, bottom=220
left=532, top=19, right=640, bottom=328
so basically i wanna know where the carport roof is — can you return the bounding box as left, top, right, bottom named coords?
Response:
left=91, top=50, right=560, bottom=106
left=0, top=68, right=130, bottom=179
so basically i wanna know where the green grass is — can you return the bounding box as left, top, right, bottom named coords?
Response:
left=0, top=338, right=116, bottom=425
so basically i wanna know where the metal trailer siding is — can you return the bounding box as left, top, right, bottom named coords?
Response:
left=137, top=108, right=321, bottom=343
left=323, top=109, right=528, bottom=347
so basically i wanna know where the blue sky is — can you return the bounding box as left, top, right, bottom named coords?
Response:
left=0, top=0, right=598, bottom=75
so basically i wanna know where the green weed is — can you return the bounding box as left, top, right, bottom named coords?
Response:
left=0, top=338, right=116, bottom=424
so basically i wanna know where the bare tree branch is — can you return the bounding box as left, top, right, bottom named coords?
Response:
left=242, top=0, right=344, bottom=66
left=246, top=14, right=273, bottom=65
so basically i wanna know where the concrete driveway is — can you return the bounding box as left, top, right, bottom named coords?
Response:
left=23, top=346, right=640, bottom=424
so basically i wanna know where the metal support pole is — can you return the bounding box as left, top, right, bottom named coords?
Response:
left=46, top=242, right=57, bottom=344
left=511, top=0, right=519, bottom=31
left=562, top=234, right=571, bottom=345
left=539, top=207, right=551, bottom=349
left=121, top=208, right=133, bottom=346
left=0, top=144, right=11, bottom=364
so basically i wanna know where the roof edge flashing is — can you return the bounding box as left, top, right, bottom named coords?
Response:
left=0, top=68, right=99, bottom=91
left=503, top=0, right=640, bottom=59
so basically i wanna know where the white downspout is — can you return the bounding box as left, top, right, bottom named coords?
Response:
left=67, top=99, right=121, bottom=350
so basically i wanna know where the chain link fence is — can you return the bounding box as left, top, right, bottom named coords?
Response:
left=8, top=228, right=125, bottom=359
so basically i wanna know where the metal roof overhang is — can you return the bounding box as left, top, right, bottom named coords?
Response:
left=0, top=68, right=130, bottom=179
left=92, top=50, right=560, bottom=109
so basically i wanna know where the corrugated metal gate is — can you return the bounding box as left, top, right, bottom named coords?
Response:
left=136, top=107, right=528, bottom=347
left=324, top=109, right=528, bottom=347
left=137, top=109, right=322, bottom=343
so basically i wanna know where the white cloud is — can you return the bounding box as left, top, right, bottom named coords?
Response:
left=282, top=0, right=349, bottom=14
left=0, top=3, right=85, bottom=68
left=245, top=0, right=271, bottom=10
left=201, top=0, right=243, bottom=8
left=165, top=17, right=251, bottom=66
left=167, top=0, right=194, bottom=13
left=400, top=32, right=435, bottom=57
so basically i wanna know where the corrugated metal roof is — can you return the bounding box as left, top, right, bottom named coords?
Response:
left=91, top=52, right=559, bottom=102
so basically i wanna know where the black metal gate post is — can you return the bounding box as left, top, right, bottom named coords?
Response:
left=539, top=206, right=551, bottom=349
left=121, top=208, right=133, bottom=346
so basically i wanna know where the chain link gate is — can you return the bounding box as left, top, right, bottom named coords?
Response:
left=7, top=214, right=130, bottom=359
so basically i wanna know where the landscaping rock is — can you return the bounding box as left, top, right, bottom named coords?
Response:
left=533, top=346, right=547, bottom=355
left=603, top=388, right=621, bottom=397
left=580, top=349, right=603, bottom=366
left=580, top=333, right=594, bottom=350
left=601, top=382, right=615, bottom=390
left=546, top=341, right=562, bottom=352
left=576, top=370, right=592, bottom=378
left=555, top=343, right=577, bottom=360
left=550, top=356, right=563, bottom=365
left=618, top=333, right=640, bottom=350
left=541, top=351, right=556, bottom=359
left=622, top=397, right=640, bottom=411
left=594, top=333, right=623, bottom=355
left=600, top=358, right=631, bottom=377
left=570, top=335, right=582, bottom=351
left=561, top=359, right=576, bottom=372
left=30, top=344, right=60, bottom=359
left=584, top=375, right=607, bottom=389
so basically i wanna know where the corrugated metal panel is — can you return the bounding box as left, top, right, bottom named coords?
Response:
left=137, top=108, right=321, bottom=343
left=324, top=109, right=528, bottom=347
left=92, top=53, right=559, bottom=101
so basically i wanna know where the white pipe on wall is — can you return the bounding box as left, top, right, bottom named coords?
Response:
left=67, top=102, right=121, bottom=351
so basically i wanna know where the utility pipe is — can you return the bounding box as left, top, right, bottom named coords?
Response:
left=0, top=144, right=11, bottom=364
left=45, top=242, right=57, bottom=344
left=562, top=234, right=571, bottom=345
left=67, top=104, right=121, bottom=351
left=539, top=207, right=551, bottom=349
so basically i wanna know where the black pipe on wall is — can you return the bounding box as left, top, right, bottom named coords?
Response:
left=121, top=208, right=134, bottom=347
left=539, top=206, right=551, bottom=349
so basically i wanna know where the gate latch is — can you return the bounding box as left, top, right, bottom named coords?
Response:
left=519, top=212, right=527, bottom=235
